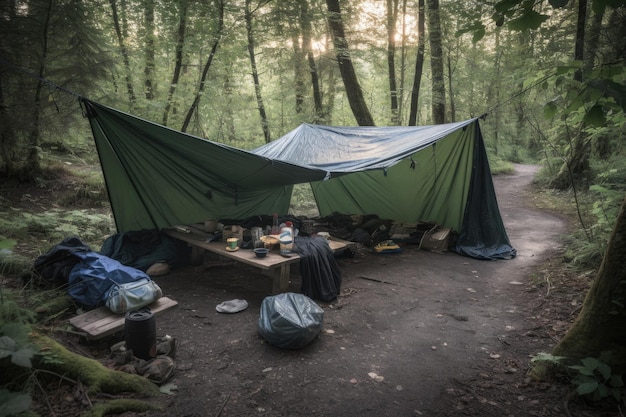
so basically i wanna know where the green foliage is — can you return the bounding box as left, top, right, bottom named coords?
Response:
left=0, top=209, right=111, bottom=247
left=0, top=239, right=16, bottom=251
left=561, top=161, right=626, bottom=268
left=0, top=324, right=35, bottom=369
left=0, top=323, right=36, bottom=417
left=0, top=290, right=35, bottom=327
left=532, top=353, right=626, bottom=402
left=563, top=229, right=604, bottom=269
left=0, top=388, right=32, bottom=417
left=531, top=352, right=567, bottom=366
left=0, top=239, right=29, bottom=277
left=0, top=250, right=32, bottom=276
left=289, top=184, right=319, bottom=218
left=488, top=156, right=516, bottom=174
left=570, top=357, right=624, bottom=401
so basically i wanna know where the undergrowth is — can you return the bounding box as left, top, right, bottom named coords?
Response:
left=0, top=160, right=113, bottom=270
left=532, top=159, right=626, bottom=271
left=0, top=209, right=112, bottom=260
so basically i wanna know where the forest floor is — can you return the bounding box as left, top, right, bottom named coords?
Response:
left=2, top=163, right=621, bottom=416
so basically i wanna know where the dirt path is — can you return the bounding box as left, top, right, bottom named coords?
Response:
left=148, top=163, right=569, bottom=416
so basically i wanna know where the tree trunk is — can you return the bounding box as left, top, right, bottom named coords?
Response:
left=0, top=75, right=17, bottom=175
left=574, top=0, right=587, bottom=82
left=491, top=28, right=502, bottom=155
left=245, top=0, right=271, bottom=143
left=298, top=0, right=323, bottom=121
left=446, top=54, right=455, bottom=122
left=552, top=0, right=590, bottom=189
left=292, top=32, right=307, bottom=114
left=222, top=72, right=237, bottom=143
left=25, top=0, right=55, bottom=178
left=408, top=0, right=425, bottom=126
left=109, top=0, right=136, bottom=106
left=550, top=130, right=592, bottom=190
left=181, top=0, right=224, bottom=133
left=398, top=0, right=408, bottom=123
left=162, top=0, right=188, bottom=126
left=386, top=0, right=400, bottom=125
left=143, top=0, right=156, bottom=100
left=585, top=7, right=610, bottom=158
left=323, top=33, right=337, bottom=125
left=532, top=195, right=626, bottom=377
left=583, top=4, right=603, bottom=76
left=426, top=0, right=445, bottom=124
left=325, top=0, right=375, bottom=126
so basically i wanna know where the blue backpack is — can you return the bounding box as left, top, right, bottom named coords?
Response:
left=68, top=251, right=150, bottom=310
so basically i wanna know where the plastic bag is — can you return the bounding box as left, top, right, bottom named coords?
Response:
left=258, top=292, right=324, bottom=349
left=106, top=278, right=162, bottom=314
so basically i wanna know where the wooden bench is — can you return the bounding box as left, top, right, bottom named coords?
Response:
left=69, top=297, right=178, bottom=340
left=163, top=226, right=351, bottom=294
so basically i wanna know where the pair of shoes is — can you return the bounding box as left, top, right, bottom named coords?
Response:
left=216, top=299, right=249, bottom=313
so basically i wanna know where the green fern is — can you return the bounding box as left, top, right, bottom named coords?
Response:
left=532, top=352, right=625, bottom=402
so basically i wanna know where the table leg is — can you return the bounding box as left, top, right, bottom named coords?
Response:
left=190, top=245, right=204, bottom=265
left=267, top=264, right=291, bottom=294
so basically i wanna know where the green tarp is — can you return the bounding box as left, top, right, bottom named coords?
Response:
left=83, top=99, right=515, bottom=260
left=84, top=100, right=325, bottom=230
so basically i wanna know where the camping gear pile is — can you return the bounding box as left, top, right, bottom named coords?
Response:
left=32, top=237, right=166, bottom=313
left=110, top=333, right=176, bottom=385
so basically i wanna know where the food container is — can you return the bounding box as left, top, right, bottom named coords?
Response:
left=279, top=226, right=294, bottom=252
left=260, top=235, right=280, bottom=249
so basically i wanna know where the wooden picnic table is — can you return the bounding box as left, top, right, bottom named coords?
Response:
left=163, top=226, right=351, bottom=294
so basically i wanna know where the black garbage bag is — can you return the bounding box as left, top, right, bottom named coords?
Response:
left=258, top=293, right=324, bottom=349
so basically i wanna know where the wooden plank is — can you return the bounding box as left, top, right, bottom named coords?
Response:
left=69, top=297, right=178, bottom=340
left=327, top=238, right=352, bottom=253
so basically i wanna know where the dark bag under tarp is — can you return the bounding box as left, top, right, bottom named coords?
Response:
left=68, top=251, right=153, bottom=310
left=100, top=229, right=183, bottom=271
left=294, top=236, right=342, bottom=302
left=33, top=237, right=92, bottom=288
left=258, top=293, right=324, bottom=349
